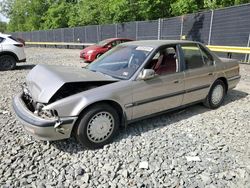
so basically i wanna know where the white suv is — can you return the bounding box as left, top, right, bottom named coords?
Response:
left=0, top=33, right=26, bottom=71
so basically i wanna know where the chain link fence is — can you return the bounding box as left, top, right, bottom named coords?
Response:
left=12, top=3, right=250, bottom=59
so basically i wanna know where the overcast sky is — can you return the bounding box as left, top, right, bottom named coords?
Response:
left=0, top=13, right=9, bottom=22
left=0, top=0, right=9, bottom=22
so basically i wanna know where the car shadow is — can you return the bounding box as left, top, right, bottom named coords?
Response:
left=223, top=89, right=248, bottom=105
left=51, top=89, right=248, bottom=153
left=16, top=64, right=35, bottom=70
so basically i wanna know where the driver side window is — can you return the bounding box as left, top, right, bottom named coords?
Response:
left=146, top=46, right=178, bottom=75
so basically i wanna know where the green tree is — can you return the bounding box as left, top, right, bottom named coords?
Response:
left=204, top=0, right=250, bottom=9
left=70, top=0, right=111, bottom=26
left=171, top=0, right=199, bottom=16
left=41, top=1, right=71, bottom=29
left=0, top=20, right=7, bottom=33
left=0, top=0, right=15, bottom=17
left=107, top=0, right=140, bottom=23
left=137, top=0, right=173, bottom=20
left=1, top=0, right=250, bottom=32
left=4, top=0, right=49, bottom=32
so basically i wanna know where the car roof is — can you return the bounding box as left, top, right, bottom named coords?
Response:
left=122, top=40, right=200, bottom=48
left=105, top=38, right=132, bottom=41
left=0, top=33, right=10, bottom=38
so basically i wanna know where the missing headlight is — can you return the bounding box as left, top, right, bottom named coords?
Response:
left=34, top=103, right=58, bottom=119
left=38, top=109, right=58, bottom=120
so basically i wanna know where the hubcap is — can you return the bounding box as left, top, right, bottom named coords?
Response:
left=87, top=112, right=114, bottom=143
left=211, top=85, right=224, bottom=105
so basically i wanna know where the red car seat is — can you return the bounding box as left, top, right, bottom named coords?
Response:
left=155, top=53, right=177, bottom=75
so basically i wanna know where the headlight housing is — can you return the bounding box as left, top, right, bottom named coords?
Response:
left=35, top=103, right=58, bottom=120
left=38, top=109, right=58, bottom=120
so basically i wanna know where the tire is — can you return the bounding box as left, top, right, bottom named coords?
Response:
left=74, top=104, right=120, bottom=149
left=203, top=79, right=226, bottom=109
left=0, top=55, right=16, bottom=71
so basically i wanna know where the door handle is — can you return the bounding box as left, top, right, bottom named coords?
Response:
left=173, top=80, right=179, bottom=84
left=208, top=72, right=213, bottom=76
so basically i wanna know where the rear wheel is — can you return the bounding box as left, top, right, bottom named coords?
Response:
left=0, top=55, right=16, bottom=71
left=204, top=80, right=226, bottom=109
left=74, top=104, right=119, bottom=149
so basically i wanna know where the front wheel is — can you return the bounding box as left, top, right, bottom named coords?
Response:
left=0, top=55, right=16, bottom=71
left=204, top=80, right=226, bottom=109
left=74, top=104, right=119, bottom=149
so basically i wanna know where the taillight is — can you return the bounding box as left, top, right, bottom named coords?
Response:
left=14, top=44, right=23, bottom=47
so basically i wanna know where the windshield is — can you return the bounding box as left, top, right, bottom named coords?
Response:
left=97, top=39, right=111, bottom=46
left=87, top=45, right=153, bottom=80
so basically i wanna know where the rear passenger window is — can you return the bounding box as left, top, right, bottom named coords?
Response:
left=8, top=36, right=19, bottom=42
left=199, top=45, right=214, bottom=66
left=0, top=37, right=4, bottom=43
left=181, top=44, right=204, bottom=69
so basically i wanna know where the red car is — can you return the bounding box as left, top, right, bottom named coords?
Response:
left=80, top=38, right=133, bottom=62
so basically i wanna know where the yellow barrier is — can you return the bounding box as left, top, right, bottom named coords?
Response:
left=25, top=42, right=250, bottom=55
left=25, top=41, right=94, bottom=47
left=207, top=45, right=250, bottom=54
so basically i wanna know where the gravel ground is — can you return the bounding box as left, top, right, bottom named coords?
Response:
left=0, top=47, right=249, bottom=188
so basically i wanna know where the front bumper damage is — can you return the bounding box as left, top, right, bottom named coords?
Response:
left=13, top=93, right=77, bottom=141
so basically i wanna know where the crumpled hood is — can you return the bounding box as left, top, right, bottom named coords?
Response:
left=26, top=64, right=116, bottom=103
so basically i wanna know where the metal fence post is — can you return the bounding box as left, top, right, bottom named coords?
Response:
left=38, top=31, right=41, bottom=42
left=135, top=21, right=138, bottom=40
left=84, top=27, right=87, bottom=43
left=73, top=28, right=75, bottom=42
left=208, top=10, right=214, bottom=45
left=45, top=31, right=48, bottom=42
left=157, top=18, right=161, bottom=40
left=97, top=25, right=100, bottom=42
left=245, top=33, right=250, bottom=63
left=180, top=16, right=184, bottom=39
left=53, top=29, right=55, bottom=42
left=248, top=52, right=250, bottom=64
left=115, top=24, right=118, bottom=38
left=61, top=28, right=64, bottom=42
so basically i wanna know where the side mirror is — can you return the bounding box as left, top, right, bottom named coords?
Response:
left=138, top=69, right=155, bottom=80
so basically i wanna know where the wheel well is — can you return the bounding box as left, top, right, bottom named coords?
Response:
left=217, top=77, right=228, bottom=93
left=0, top=51, right=18, bottom=62
left=77, top=100, right=125, bottom=127
left=96, top=53, right=102, bottom=58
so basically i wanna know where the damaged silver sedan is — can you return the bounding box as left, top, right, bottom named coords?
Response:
left=13, top=40, right=240, bottom=148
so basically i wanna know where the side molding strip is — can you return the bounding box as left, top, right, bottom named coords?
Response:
left=228, top=75, right=241, bottom=82
left=125, top=84, right=210, bottom=108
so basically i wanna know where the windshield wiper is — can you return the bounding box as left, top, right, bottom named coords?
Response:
left=98, top=71, right=125, bottom=80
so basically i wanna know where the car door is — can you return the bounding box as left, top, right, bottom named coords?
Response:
left=130, top=45, right=185, bottom=119
left=180, top=43, right=216, bottom=105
